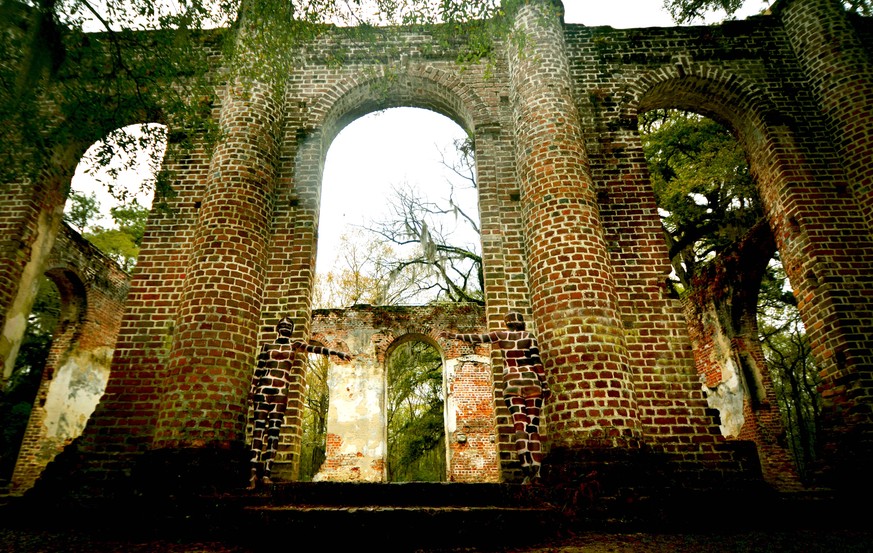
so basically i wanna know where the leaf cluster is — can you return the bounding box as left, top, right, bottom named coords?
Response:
left=1, top=0, right=222, bottom=199
left=386, top=340, right=445, bottom=481
left=313, top=229, right=429, bottom=308
left=665, top=0, right=872, bottom=23
left=64, top=190, right=150, bottom=271
left=640, top=109, right=761, bottom=290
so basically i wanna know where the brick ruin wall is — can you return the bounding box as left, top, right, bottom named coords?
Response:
left=305, top=304, right=499, bottom=483
left=9, top=224, right=129, bottom=493
left=3, top=0, right=873, bottom=496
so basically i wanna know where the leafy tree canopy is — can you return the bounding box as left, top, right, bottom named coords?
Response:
left=63, top=191, right=149, bottom=271
left=640, top=109, right=761, bottom=291
left=2, top=0, right=505, bottom=207
left=664, top=0, right=871, bottom=23
left=65, top=190, right=101, bottom=234
left=387, top=340, right=445, bottom=482
left=299, top=352, right=330, bottom=481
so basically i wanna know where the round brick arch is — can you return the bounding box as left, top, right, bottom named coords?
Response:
left=629, top=69, right=873, bottom=486
left=280, top=65, right=499, bottom=476
left=309, top=332, right=350, bottom=354
left=380, top=331, right=444, bottom=367
left=42, top=267, right=88, bottom=339
left=282, top=63, right=504, bottom=337
left=305, top=64, right=497, bottom=144
left=629, top=70, right=819, bottom=347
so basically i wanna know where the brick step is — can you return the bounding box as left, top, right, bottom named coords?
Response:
left=229, top=487, right=559, bottom=551
left=239, top=481, right=553, bottom=508
left=189, top=483, right=563, bottom=550
left=2, top=482, right=565, bottom=550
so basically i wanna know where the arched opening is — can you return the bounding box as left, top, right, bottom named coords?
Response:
left=65, top=122, right=166, bottom=271
left=299, top=350, right=331, bottom=481
left=385, top=336, right=446, bottom=482
left=5, top=123, right=162, bottom=493
left=638, top=106, right=817, bottom=485
left=0, top=276, right=61, bottom=482
left=306, top=106, right=480, bottom=482
left=276, top=71, right=499, bottom=483
left=314, top=107, right=481, bottom=308
left=3, top=266, right=90, bottom=490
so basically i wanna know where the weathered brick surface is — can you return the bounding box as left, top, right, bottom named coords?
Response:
left=303, top=304, right=499, bottom=483
left=508, top=2, right=641, bottom=452
left=9, top=224, right=129, bottom=494
left=4, top=0, right=873, bottom=496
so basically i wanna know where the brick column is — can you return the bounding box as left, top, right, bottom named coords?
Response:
left=1, top=148, right=78, bottom=383
left=506, top=0, right=640, bottom=451
left=153, top=80, right=280, bottom=455
left=779, top=0, right=873, bottom=230
left=777, top=0, right=873, bottom=493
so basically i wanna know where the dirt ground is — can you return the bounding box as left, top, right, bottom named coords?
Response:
left=3, top=528, right=873, bottom=553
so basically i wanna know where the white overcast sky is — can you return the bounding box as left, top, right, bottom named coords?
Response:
left=70, top=1, right=770, bottom=274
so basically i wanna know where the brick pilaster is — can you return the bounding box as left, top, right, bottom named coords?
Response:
left=507, top=1, right=641, bottom=450
left=154, top=80, right=281, bottom=449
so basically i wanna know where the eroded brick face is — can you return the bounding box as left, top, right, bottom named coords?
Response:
left=5, top=0, right=873, bottom=494
left=303, top=305, right=499, bottom=483
left=10, top=225, right=129, bottom=494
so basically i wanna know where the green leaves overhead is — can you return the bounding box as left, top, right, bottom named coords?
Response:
left=640, top=109, right=761, bottom=290
left=664, top=0, right=872, bottom=24
left=3, top=0, right=505, bottom=208
left=663, top=0, right=746, bottom=24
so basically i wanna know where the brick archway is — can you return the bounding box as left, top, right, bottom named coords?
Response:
left=9, top=1, right=873, bottom=498
left=259, top=64, right=520, bottom=479
left=631, top=70, right=873, bottom=489
left=10, top=225, right=129, bottom=493
left=305, top=305, right=499, bottom=483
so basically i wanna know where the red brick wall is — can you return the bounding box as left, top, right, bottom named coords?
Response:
left=564, top=0, right=873, bottom=488
left=302, top=304, right=499, bottom=483
left=5, top=0, right=873, bottom=495
left=10, top=224, right=130, bottom=494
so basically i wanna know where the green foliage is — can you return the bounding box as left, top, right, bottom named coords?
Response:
left=1, top=0, right=220, bottom=201
left=299, top=353, right=330, bottom=481
left=1, top=276, right=59, bottom=480
left=78, top=125, right=171, bottom=206
left=67, top=197, right=149, bottom=271
left=108, top=203, right=149, bottom=244
left=84, top=228, right=139, bottom=271
left=640, top=109, right=761, bottom=291
left=757, top=257, right=821, bottom=482
left=387, top=340, right=445, bottom=482
left=65, top=191, right=101, bottom=233
left=3, top=0, right=508, bottom=211
left=664, top=0, right=746, bottom=23
left=665, top=0, right=872, bottom=23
